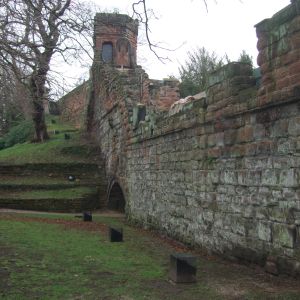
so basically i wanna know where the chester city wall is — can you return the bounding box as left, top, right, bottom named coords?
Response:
left=63, top=1, right=300, bottom=275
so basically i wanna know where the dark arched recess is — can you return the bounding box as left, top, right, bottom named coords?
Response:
left=107, top=182, right=125, bottom=213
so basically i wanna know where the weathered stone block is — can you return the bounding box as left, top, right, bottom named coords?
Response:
left=273, top=223, right=296, bottom=248
left=277, top=139, right=297, bottom=154
left=221, top=170, right=238, bottom=185
left=237, top=126, right=253, bottom=143
left=279, top=169, right=298, bottom=187
left=265, top=260, right=279, bottom=275
left=261, top=169, right=278, bottom=186
left=268, top=207, right=292, bottom=223
left=288, top=117, right=300, bottom=136
left=238, top=171, right=261, bottom=186
left=257, top=221, right=272, bottom=242
left=253, top=124, right=266, bottom=140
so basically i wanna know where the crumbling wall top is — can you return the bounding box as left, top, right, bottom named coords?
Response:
left=255, top=0, right=300, bottom=32
left=94, top=13, right=139, bottom=34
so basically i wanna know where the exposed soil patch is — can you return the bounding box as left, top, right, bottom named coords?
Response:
left=146, top=279, right=185, bottom=295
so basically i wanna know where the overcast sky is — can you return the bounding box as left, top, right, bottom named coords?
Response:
left=90, top=0, right=290, bottom=79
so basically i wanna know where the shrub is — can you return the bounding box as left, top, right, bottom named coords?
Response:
left=0, top=138, right=5, bottom=150
left=0, top=120, right=34, bottom=149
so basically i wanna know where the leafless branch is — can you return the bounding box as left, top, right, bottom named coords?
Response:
left=132, top=0, right=171, bottom=62
left=0, top=0, right=94, bottom=141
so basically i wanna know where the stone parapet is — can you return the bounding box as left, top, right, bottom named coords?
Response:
left=94, top=13, right=139, bottom=35
left=255, top=0, right=300, bottom=106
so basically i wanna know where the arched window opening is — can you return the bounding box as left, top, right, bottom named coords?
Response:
left=108, top=182, right=125, bottom=213
left=102, top=42, right=113, bottom=63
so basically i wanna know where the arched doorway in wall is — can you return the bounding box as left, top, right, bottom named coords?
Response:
left=107, top=182, right=125, bottom=213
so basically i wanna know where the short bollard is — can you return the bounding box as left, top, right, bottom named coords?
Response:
left=83, top=211, right=92, bottom=222
left=169, top=253, right=197, bottom=283
left=64, top=133, right=71, bottom=140
left=109, top=227, right=123, bottom=242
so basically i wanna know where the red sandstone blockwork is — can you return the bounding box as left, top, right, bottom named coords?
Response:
left=59, top=81, right=89, bottom=128
left=256, top=1, right=300, bottom=105
left=94, top=13, right=138, bottom=68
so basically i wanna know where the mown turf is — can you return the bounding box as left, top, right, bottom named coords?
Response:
left=1, top=213, right=300, bottom=300
left=0, top=214, right=219, bottom=300
left=0, top=133, right=88, bottom=164
left=45, top=115, right=75, bottom=133
left=0, top=115, right=98, bottom=165
left=0, top=187, right=97, bottom=200
left=0, top=176, right=78, bottom=186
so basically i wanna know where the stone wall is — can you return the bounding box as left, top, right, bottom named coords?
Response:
left=88, top=1, right=300, bottom=276
left=126, top=63, right=300, bottom=275
left=256, top=0, right=300, bottom=106
left=148, top=79, right=180, bottom=110
left=59, top=81, right=90, bottom=128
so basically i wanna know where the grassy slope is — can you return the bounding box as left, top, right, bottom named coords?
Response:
left=0, top=176, right=89, bottom=186
left=0, top=116, right=101, bottom=211
left=0, top=116, right=95, bottom=164
left=0, top=187, right=97, bottom=199
left=0, top=133, right=87, bottom=164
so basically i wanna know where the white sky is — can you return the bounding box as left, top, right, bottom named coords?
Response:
left=55, top=0, right=291, bottom=93
left=91, top=0, right=290, bottom=79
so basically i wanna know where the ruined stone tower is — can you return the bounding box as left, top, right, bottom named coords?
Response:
left=94, top=13, right=139, bottom=69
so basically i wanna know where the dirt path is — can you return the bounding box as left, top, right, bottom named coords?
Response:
left=0, top=208, right=124, bottom=217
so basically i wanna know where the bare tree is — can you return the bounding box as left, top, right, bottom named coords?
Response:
left=0, top=0, right=214, bottom=142
left=0, top=64, right=33, bottom=134
left=131, top=0, right=216, bottom=62
left=0, top=0, right=93, bottom=142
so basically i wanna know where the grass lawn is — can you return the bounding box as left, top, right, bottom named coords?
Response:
left=0, top=187, right=97, bottom=200
left=1, top=212, right=300, bottom=300
left=45, top=115, right=76, bottom=133
left=0, top=133, right=90, bottom=164
left=0, top=115, right=99, bottom=165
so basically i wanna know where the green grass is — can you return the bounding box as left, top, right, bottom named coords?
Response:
left=45, top=115, right=76, bottom=133
left=0, top=214, right=220, bottom=300
left=1, top=187, right=97, bottom=200
left=0, top=176, right=86, bottom=186
left=0, top=120, right=35, bottom=150
left=1, top=213, right=300, bottom=300
left=0, top=115, right=96, bottom=164
left=0, top=132, right=92, bottom=164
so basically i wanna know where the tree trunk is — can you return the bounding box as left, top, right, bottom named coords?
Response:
left=30, top=70, right=49, bottom=142
left=32, top=99, right=49, bottom=142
